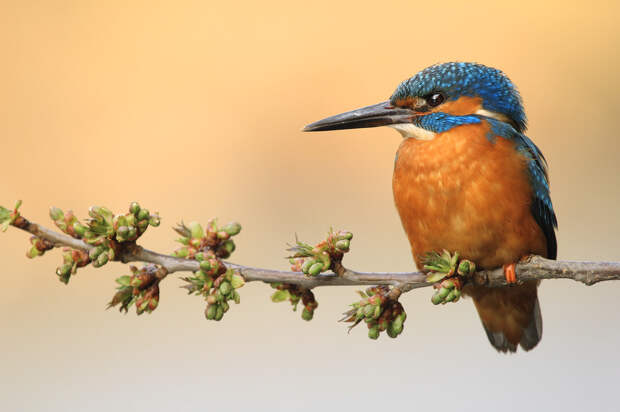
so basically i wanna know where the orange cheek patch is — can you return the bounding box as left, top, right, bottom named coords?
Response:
left=433, top=96, right=482, bottom=116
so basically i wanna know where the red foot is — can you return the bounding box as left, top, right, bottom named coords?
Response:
left=503, top=263, right=517, bottom=284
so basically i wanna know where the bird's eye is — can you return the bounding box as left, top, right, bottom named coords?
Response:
left=426, top=93, right=444, bottom=107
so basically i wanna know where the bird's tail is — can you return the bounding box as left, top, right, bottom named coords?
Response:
left=468, top=281, right=542, bottom=353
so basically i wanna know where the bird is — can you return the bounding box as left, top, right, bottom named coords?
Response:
left=303, top=62, right=557, bottom=352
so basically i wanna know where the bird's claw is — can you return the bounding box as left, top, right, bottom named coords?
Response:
left=503, top=262, right=517, bottom=284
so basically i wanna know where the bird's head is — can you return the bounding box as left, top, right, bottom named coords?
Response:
left=303, top=62, right=526, bottom=139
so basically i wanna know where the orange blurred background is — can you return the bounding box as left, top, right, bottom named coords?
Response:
left=1, top=1, right=619, bottom=411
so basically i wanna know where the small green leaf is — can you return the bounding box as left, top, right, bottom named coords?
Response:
left=426, top=272, right=447, bottom=283
left=116, top=275, right=131, bottom=286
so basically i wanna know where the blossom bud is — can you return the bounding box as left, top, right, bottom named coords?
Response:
left=137, top=208, right=150, bottom=221
left=129, top=202, right=141, bottom=215
left=49, top=207, right=64, bottom=221
left=205, top=304, right=217, bottom=320
left=368, top=325, right=380, bottom=340
left=222, top=222, right=242, bottom=236
left=308, top=262, right=324, bottom=276
left=301, top=307, right=313, bottom=321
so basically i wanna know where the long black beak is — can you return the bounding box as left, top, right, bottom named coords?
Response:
left=303, top=101, right=414, bottom=132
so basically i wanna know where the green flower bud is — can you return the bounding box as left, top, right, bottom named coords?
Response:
left=26, top=246, right=41, bottom=259
left=221, top=301, right=229, bottom=313
left=301, top=307, right=313, bottom=321
left=200, top=260, right=211, bottom=272
left=137, top=208, right=150, bottom=221
left=174, top=247, right=189, bottom=258
left=444, top=290, right=457, bottom=303
left=387, top=322, right=402, bottom=338
left=271, top=290, right=290, bottom=303
left=49, top=207, right=64, bottom=221
left=72, top=222, right=87, bottom=237
left=373, top=304, right=382, bottom=319
left=137, top=219, right=149, bottom=231
left=222, top=239, right=235, bottom=254
left=127, top=227, right=137, bottom=239
left=148, top=215, right=160, bottom=227
left=301, top=259, right=314, bottom=274
left=364, top=304, right=375, bottom=318
left=335, top=239, right=350, bottom=251
left=457, top=259, right=476, bottom=276
left=56, top=263, right=73, bottom=279
left=88, top=206, right=107, bottom=219
left=89, top=246, right=103, bottom=260
left=377, top=318, right=389, bottom=332
left=232, top=290, right=241, bottom=304
left=442, top=279, right=455, bottom=289
left=222, top=222, right=242, bottom=236
left=95, top=253, right=109, bottom=267
left=205, top=304, right=216, bottom=320
left=129, top=202, right=141, bottom=215
left=116, top=215, right=127, bottom=227
left=125, top=214, right=135, bottom=227
left=438, top=286, right=451, bottom=298
left=215, top=306, right=224, bottom=321
left=308, top=262, right=324, bottom=276
left=368, top=325, right=380, bottom=340
left=187, top=221, right=204, bottom=239
left=392, top=316, right=404, bottom=330
left=341, top=231, right=353, bottom=240
left=219, top=281, right=232, bottom=296
left=231, top=274, right=245, bottom=289
left=216, top=231, right=230, bottom=240
left=117, top=226, right=129, bottom=239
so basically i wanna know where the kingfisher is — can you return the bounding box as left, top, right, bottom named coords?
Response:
left=303, top=62, right=557, bottom=352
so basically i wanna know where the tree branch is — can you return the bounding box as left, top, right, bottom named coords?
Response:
left=11, top=215, right=620, bottom=290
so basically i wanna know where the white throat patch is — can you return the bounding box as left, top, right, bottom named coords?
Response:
left=474, top=109, right=511, bottom=123
left=389, top=123, right=437, bottom=140
left=390, top=109, right=511, bottom=141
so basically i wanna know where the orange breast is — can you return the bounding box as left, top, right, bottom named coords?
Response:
left=392, top=122, right=547, bottom=270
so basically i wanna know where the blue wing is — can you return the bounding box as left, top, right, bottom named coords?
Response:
left=484, top=118, right=558, bottom=259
